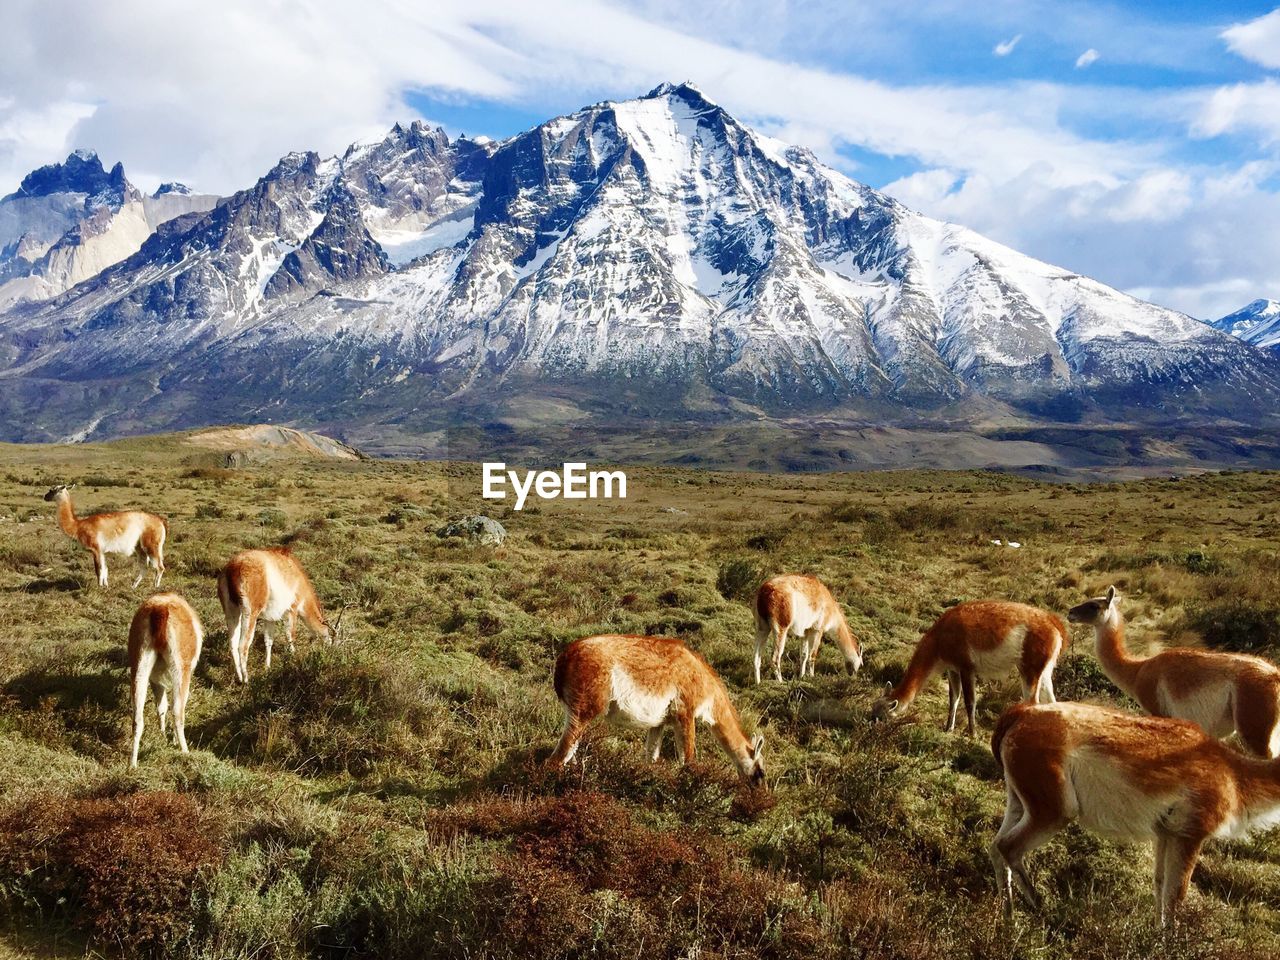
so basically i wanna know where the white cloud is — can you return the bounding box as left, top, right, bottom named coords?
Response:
left=1193, top=78, right=1280, bottom=145
left=1223, top=7, right=1280, bottom=69
left=881, top=162, right=1280, bottom=319
left=0, top=0, right=1145, bottom=195
left=1075, top=48, right=1100, bottom=69
left=994, top=34, right=1021, bottom=57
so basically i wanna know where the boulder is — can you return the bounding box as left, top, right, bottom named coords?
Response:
left=438, top=515, right=506, bottom=546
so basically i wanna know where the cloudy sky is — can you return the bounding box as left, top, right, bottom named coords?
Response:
left=2, top=0, right=1278, bottom=319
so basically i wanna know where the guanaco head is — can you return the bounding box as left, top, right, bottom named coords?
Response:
left=1067, top=585, right=1119, bottom=626
left=743, top=733, right=767, bottom=787
left=43, top=483, right=72, bottom=502
left=870, top=681, right=901, bottom=722
left=319, top=607, right=347, bottom=645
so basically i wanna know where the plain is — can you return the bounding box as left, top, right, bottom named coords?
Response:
left=0, top=430, right=1277, bottom=959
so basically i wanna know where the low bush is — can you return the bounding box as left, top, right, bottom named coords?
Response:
left=1185, top=598, right=1280, bottom=653
left=0, top=790, right=223, bottom=957
left=206, top=647, right=444, bottom=776
left=717, top=557, right=762, bottom=601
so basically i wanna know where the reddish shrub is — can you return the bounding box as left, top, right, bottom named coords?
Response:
left=0, top=790, right=224, bottom=956
left=437, top=790, right=824, bottom=959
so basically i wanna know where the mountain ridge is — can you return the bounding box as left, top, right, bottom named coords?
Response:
left=1213, top=299, right=1280, bottom=353
left=1, top=83, right=1278, bottom=468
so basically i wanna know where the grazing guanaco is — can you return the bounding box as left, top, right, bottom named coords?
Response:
left=871, top=601, right=1064, bottom=735
left=550, top=634, right=767, bottom=785
left=1069, top=586, right=1280, bottom=757
left=753, top=574, right=863, bottom=683
left=216, top=548, right=342, bottom=683
left=44, top=484, right=167, bottom=587
left=990, top=701, right=1280, bottom=925
left=128, top=593, right=203, bottom=768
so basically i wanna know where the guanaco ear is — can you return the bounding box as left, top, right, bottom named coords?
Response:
left=888, top=698, right=899, bottom=711
left=883, top=681, right=892, bottom=693
left=751, top=733, right=765, bottom=756
left=1105, top=585, right=1117, bottom=606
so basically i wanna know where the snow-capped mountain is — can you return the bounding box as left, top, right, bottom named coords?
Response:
left=1, top=83, right=1278, bottom=456
left=0, top=151, right=216, bottom=308
left=1212, top=299, right=1280, bottom=353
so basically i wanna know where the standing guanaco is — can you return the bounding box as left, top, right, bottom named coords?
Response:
left=44, top=484, right=167, bottom=588
left=871, top=600, right=1064, bottom=735
left=990, top=701, right=1280, bottom=925
left=216, top=548, right=342, bottom=683
left=753, top=574, right=863, bottom=683
left=128, top=593, right=203, bottom=767
left=1069, top=586, right=1280, bottom=757
left=550, top=634, right=767, bottom=785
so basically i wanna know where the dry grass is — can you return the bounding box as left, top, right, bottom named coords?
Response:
left=0, top=435, right=1278, bottom=957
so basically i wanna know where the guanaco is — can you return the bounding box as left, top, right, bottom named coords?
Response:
left=216, top=548, right=342, bottom=683
left=128, top=593, right=203, bottom=768
left=1069, top=586, right=1280, bottom=757
left=753, top=574, right=863, bottom=683
left=871, top=600, right=1064, bottom=735
left=990, top=700, right=1280, bottom=925
left=44, top=484, right=167, bottom=587
left=550, top=634, right=767, bottom=785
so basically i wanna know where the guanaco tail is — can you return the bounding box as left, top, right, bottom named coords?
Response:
left=753, top=574, right=863, bottom=683
left=1070, top=586, right=1280, bottom=757
left=551, top=634, right=767, bottom=785
left=44, top=484, right=167, bottom=588
left=991, top=700, right=1280, bottom=925
left=871, top=600, right=1063, bottom=735
left=216, top=547, right=343, bottom=683
left=128, top=593, right=202, bottom=768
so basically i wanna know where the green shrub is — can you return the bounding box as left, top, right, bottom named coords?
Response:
left=716, top=558, right=762, bottom=602
left=206, top=647, right=444, bottom=777
left=257, top=508, right=288, bottom=528
left=1186, top=599, right=1280, bottom=653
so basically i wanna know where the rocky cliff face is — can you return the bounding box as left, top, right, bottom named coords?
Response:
left=0, top=151, right=216, bottom=308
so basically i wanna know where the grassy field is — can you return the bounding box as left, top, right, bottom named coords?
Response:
left=0, top=431, right=1279, bottom=958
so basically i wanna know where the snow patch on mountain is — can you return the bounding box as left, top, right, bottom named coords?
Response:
left=1213, top=299, right=1280, bottom=351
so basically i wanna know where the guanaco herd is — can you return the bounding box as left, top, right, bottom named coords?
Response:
left=40, top=485, right=1280, bottom=927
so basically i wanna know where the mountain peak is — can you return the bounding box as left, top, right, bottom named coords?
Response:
left=262, top=150, right=321, bottom=184
left=644, top=80, right=714, bottom=107
left=1212, top=298, right=1280, bottom=352
left=5, top=149, right=131, bottom=203
left=153, top=182, right=194, bottom=197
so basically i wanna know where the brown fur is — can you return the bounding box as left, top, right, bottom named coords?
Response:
left=550, top=634, right=766, bottom=785
left=45, top=485, right=166, bottom=588
left=752, top=574, right=862, bottom=683
left=217, top=547, right=335, bottom=684
left=990, top=700, right=1280, bottom=925
left=872, top=600, right=1064, bottom=736
left=127, top=593, right=203, bottom=767
left=1069, top=587, right=1280, bottom=757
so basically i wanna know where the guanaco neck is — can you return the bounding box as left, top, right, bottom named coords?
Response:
left=834, top=617, right=861, bottom=666
left=1092, top=609, right=1143, bottom=696
left=891, top=631, right=940, bottom=707
left=55, top=493, right=80, bottom=538
left=1230, top=752, right=1280, bottom=822
left=710, top=688, right=754, bottom=773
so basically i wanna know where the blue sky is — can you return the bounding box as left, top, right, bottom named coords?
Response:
left=2, top=0, right=1280, bottom=318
